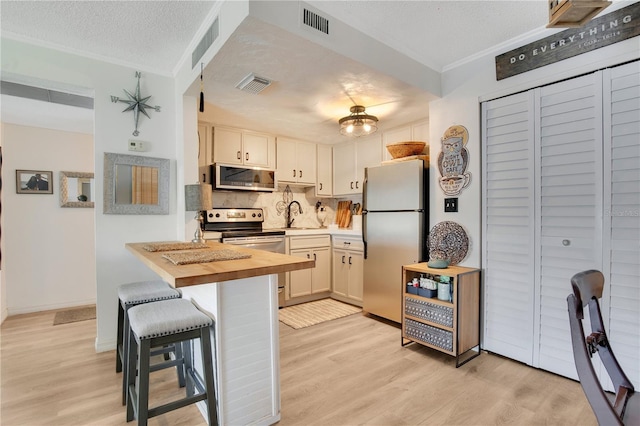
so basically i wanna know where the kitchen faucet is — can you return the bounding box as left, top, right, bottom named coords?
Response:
left=286, top=201, right=303, bottom=228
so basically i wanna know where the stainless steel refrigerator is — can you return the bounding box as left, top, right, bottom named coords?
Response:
left=362, top=159, right=428, bottom=323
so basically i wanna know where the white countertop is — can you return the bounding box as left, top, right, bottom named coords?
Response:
left=268, top=227, right=362, bottom=237
left=203, top=227, right=362, bottom=240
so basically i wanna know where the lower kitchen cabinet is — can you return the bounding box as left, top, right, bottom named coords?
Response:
left=288, top=235, right=331, bottom=299
left=331, top=236, right=363, bottom=306
left=402, top=263, right=481, bottom=367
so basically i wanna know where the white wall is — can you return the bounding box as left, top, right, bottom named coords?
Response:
left=428, top=2, right=640, bottom=268
left=1, top=39, right=179, bottom=351
left=1, top=124, right=95, bottom=314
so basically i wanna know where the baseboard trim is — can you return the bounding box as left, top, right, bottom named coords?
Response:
left=7, top=298, right=96, bottom=316
left=95, top=337, right=116, bottom=353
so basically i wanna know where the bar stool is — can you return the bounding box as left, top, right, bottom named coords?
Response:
left=125, top=298, right=218, bottom=425
left=116, top=280, right=182, bottom=404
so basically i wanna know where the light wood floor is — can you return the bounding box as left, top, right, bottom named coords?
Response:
left=1, top=307, right=596, bottom=425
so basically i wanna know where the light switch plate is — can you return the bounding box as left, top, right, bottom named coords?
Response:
left=444, top=197, right=458, bottom=212
left=128, top=139, right=147, bottom=152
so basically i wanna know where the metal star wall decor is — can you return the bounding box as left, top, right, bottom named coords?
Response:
left=110, top=71, right=161, bottom=136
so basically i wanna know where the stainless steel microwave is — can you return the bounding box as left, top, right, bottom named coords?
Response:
left=211, top=163, right=277, bottom=192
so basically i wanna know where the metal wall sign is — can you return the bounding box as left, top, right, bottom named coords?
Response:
left=496, top=2, right=640, bottom=80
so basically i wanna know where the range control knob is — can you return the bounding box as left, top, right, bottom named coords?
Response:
left=215, top=213, right=220, bottom=218
left=258, top=213, right=262, bottom=217
left=208, top=213, right=214, bottom=218
left=252, top=213, right=256, bottom=217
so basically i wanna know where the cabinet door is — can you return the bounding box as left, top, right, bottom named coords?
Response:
left=213, top=127, right=243, bottom=165
left=316, top=144, right=333, bottom=196
left=296, top=141, right=317, bottom=184
left=311, top=247, right=331, bottom=293
left=355, top=135, right=382, bottom=190
left=333, top=142, right=356, bottom=195
left=197, top=123, right=211, bottom=184
left=347, top=251, right=364, bottom=302
left=276, top=137, right=298, bottom=183
left=289, top=249, right=312, bottom=297
left=332, top=248, right=348, bottom=297
left=243, top=132, right=272, bottom=167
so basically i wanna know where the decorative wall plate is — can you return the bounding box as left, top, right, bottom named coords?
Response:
left=428, top=221, right=469, bottom=265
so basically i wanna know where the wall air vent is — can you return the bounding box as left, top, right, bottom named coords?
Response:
left=302, top=8, right=329, bottom=35
left=192, top=17, right=219, bottom=68
left=1, top=81, right=94, bottom=109
left=235, top=73, right=272, bottom=95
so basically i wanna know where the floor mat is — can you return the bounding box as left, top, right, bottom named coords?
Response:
left=279, top=298, right=361, bottom=329
left=53, top=306, right=96, bottom=325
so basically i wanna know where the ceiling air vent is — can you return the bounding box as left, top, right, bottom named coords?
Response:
left=1, top=81, right=94, bottom=109
left=235, top=73, right=272, bottom=95
left=302, top=8, right=329, bottom=35
left=192, top=17, right=219, bottom=68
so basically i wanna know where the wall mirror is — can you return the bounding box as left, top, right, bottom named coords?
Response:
left=104, top=152, right=170, bottom=215
left=60, top=171, right=95, bottom=208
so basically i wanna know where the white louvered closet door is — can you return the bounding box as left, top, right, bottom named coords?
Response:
left=535, top=72, right=603, bottom=379
left=482, top=61, right=640, bottom=389
left=481, top=92, right=536, bottom=365
left=603, top=61, right=640, bottom=389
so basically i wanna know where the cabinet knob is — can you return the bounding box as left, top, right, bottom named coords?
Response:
left=348, top=256, right=352, bottom=265
left=319, top=183, right=323, bottom=190
left=237, top=151, right=241, bottom=160
left=562, top=239, right=571, bottom=246
left=300, top=170, right=303, bottom=178
left=307, top=253, right=311, bottom=259
left=355, top=181, right=359, bottom=189
left=246, top=152, right=249, bottom=161
left=341, top=255, right=345, bottom=264
left=313, top=253, right=317, bottom=261
left=350, top=181, right=354, bottom=189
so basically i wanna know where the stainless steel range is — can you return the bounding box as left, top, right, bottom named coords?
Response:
left=202, top=208, right=286, bottom=307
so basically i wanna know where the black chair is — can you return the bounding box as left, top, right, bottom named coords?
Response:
left=567, top=270, right=639, bottom=425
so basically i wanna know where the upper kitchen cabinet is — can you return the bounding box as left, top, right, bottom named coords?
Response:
left=197, top=122, right=212, bottom=184
left=276, top=137, right=316, bottom=185
left=334, top=135, right=382, bottom=196
left=382, top=120, right=429, bottom=162
left=316, top=144, right=332, bottom=197
left=213, top=126, right=276, bottom=168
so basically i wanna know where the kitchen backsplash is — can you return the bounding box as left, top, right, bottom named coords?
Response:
left=212, top=186, right=362, bottom=229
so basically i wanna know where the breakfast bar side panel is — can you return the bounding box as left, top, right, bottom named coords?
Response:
left=181, top=275, right=280, bottom=425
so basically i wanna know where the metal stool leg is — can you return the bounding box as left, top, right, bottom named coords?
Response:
left=200, top=327, right=218, bottom=426
left=126, top=329, right=138, bottom=422
left=116, top=301, right=124, bottom=373
left=136, top=339, right=151, bottom=426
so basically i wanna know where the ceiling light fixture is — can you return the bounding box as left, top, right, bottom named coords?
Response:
left=339, top=105, right=378, bottom=137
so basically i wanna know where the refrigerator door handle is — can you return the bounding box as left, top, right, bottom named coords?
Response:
left=362, top=175, right=368, bottom=259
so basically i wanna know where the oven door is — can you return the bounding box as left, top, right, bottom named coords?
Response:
left=222, top=235, right=286, bottom=307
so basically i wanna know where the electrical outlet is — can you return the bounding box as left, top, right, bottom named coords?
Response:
left=444, top=197, right=458, bottom=212
left=128, top=139, right=147, bottom=152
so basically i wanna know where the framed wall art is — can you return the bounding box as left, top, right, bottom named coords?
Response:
left=16, top=170, right=53, bottom=194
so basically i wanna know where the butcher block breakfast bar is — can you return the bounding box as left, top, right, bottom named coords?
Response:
left=126, top=241, right=315, bottom=425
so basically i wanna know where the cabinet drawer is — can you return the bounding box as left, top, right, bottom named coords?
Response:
left=332, top=236, right=364, bottom=251
left=404, top=318, right=453, bottom=352
left=289, top=235, right=330, bottom=250
left=405, top=297, right=453, bottom=328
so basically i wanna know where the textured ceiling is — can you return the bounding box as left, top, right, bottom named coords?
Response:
left=0, top=0, right=600, bottom=142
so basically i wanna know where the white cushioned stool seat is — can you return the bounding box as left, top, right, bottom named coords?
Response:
left=118, top=280, right=180, bottom=305
left=128, top=299, right=213, bottom=339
